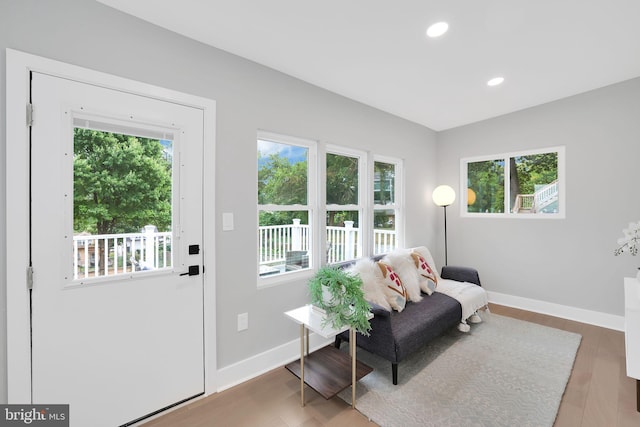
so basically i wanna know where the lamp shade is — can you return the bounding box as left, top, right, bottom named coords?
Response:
left=432, top=185, right=456, bottom=207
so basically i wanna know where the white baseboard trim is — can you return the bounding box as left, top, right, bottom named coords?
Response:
left=216, top=332, right=334, bottom=392
left=487, top=291, right=624, bottom=331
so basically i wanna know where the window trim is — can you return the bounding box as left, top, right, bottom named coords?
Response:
left=257, top=131, right=317, bottom=288
left=460, top=145, right=565, bottom=219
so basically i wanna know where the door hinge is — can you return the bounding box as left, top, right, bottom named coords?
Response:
left=26, top=103, right=33, bottom=127
left=27, top=266, right=34, bottom=290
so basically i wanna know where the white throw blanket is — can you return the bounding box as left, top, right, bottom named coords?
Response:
left=436, top=279, right=488, bottom=324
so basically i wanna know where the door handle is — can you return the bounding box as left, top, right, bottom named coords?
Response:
left=180, top=265, right=200, bottom=276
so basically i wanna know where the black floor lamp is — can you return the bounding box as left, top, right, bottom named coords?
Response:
left=432, top=185, right=456, bottom=266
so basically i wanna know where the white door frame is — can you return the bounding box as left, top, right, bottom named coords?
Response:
left=5, top=48, right=217, bottom=403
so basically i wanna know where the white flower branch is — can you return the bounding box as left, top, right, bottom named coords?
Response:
left=615, top=221, right=640, bottom=256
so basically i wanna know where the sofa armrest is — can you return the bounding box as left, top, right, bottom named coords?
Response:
left=369, top=302, right=391, bottom=318
left=441, top=265, right=482, bottom=286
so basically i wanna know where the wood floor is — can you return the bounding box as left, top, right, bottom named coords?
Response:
left=142, top=304, right=640, bottom=427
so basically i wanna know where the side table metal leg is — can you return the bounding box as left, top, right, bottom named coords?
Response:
left=351, top=328, right=356, bottom=409
left=300, top=324, right=305, bottom=407
left=636, top=379, right=639, bottom=412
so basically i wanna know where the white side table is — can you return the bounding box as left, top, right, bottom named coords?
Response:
left=624, top=277, right=640, bottom=412
left=284, top=305, right=372, bottom=408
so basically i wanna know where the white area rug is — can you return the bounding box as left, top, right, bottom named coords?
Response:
left=338, top=312, right=581, bottom=427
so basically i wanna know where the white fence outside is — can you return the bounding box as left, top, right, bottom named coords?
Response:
left=73, top=225, right=171, bottom=280
left=74, top=221, right=398, bottom=280
left=512, top=180, right=559, bottom=213
left=259, top=219, right=397, bottom=266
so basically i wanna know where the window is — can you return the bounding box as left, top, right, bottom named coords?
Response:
left=257, top=131, right=404, bottom=283
left=257, top=132, right=316, bottom=279
left=461, top=146, right=565, bottom=218
left=326, top=148, right=365, bottom=264
left=373, top=158, right=402, bottom=254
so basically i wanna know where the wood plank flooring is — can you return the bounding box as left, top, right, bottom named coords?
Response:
left=142, top=304, right=640, bottom=426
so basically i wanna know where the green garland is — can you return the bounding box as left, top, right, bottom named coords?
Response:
left=308, top=266, right=372, bottom=336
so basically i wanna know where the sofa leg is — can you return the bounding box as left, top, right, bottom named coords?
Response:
left=392, top=363, right=398, bottom=385
left=334, top=336, right=342, bottom=349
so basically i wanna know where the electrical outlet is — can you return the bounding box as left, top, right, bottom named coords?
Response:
left=237, top=312, right=249, bottom=331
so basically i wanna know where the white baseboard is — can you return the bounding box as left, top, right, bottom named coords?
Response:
left=487, top=291, right=624, bottom=331
left=215, top=332, right=334, bottom=392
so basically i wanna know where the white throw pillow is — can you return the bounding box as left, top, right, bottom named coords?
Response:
left=412, top=246, right=441, bottom=280
left=411, top=251, right=438, bottom=295
left=346, top=258, right=392, bottom=311
left=383, top=249, right=423, bottom=302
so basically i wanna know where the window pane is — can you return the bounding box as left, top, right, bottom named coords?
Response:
left=326, top=210, right=360, bottom=263
left=373, top=209, right=397, bottom=255
left=509, top=152, right=559, bottom=214
left=258, top=140, right=308, bottom=205
left=466, top=159, right=505, bottom=213
left=73, top=128, right=173, bottom=279
left=374, top=161, right=395, bottom=205
left=326, top=153, right=358, bottom=205
left=258, top=211, right=311, bottom=276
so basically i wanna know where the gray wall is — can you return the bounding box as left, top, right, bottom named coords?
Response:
left=437, top=77, right=640, bottom=316
left=0, top=0, right=438, bottom=402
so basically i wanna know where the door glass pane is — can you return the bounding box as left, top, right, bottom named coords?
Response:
left=466, top=159, right=505, bottom=213
left=73, top=127, right=173, bottom=280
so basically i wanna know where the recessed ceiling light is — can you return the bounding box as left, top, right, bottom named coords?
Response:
left=487, top=77, right=505, bottom=87
left=426, top=22, right=449, bottom=38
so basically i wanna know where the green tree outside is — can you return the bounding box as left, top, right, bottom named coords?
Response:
left=73, top=129, right=172, bottom=235
left=258, top=151, right=308, bottom=226
left=326, top=153, right=359, bottom=227
left=467, top=152, right=557, bottom=213
left=467, top=159, right=505, bottom=213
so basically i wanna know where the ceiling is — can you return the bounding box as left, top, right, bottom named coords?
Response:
left=97, top=0, right=640, bottom=131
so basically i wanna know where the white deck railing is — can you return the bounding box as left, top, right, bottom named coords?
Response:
left=513, top=180, right=559, bottom=213
left=75, top=221, right=397, bottom=279
left=327, top=221, right=360, bottom=263
left=373, top=229, right=397, bottom=255
left=73, top=225, right=171, bottom=280
left=259, top=220, right=396, bottom=266
left=258, top=219, right=310, bottom=265
left=534, top=180, right=559, bottom=211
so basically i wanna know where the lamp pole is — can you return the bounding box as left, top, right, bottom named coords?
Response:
left=432, top=185, right=456, bottom=268
left=443, top=204, right=448, bottom=266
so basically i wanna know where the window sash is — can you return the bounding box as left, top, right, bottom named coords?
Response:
left=257, top=131, right=317, bottom=285
left=325, top=146, right=366, bottom=264
left=460, top=146, right=565, bottom=218
left=372, top=156, right=403, bottom=254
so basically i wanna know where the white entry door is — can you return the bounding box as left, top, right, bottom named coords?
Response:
left=30, top=72, right=205, bottom=427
